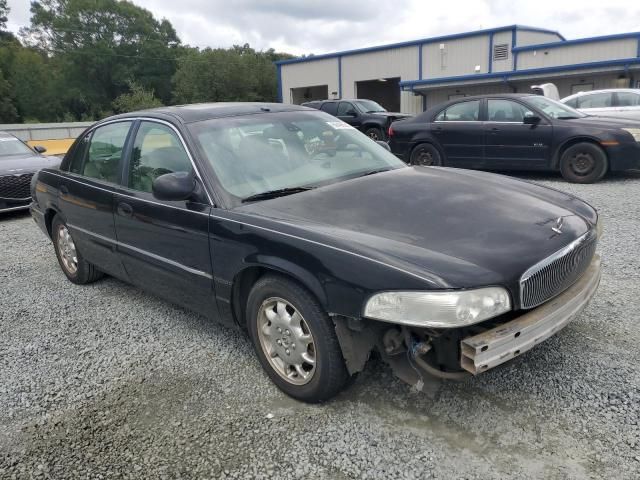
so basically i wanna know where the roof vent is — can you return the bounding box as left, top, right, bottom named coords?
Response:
left=493, top=43, right=509, bottom=61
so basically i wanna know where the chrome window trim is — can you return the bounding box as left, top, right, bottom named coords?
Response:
left=68, top=222, right=213, bottom=280
left=43, top=171, right=211, bottom=217
left=70, top=117, right=213, bottom=205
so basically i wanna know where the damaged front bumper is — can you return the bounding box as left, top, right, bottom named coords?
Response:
left=460, top=255, right=601, bottom=374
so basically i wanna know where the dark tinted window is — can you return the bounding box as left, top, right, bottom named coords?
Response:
left=337, top=102, right=356, bottom=116
left=487, top=99, right=533, bottom=122
left=128, top=122, right=192, bottom=193
left=82, top=121, right=132, bottom=183
left=68, top=133, right=91, bottom=174
left=435, top=100, right=480, bottom=121
left=320, top=102, right=338, bottom=115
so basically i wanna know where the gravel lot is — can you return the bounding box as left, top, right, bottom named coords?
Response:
left=1, top=172, right=639, bottom=479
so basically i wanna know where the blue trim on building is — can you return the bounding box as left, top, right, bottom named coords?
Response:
left=274, top=25, right=562, bottom=66
left=418, top=44, right=423, bottom=80
left=276, top=64, right=282, bottom=102
left=512, top=31, right=640, bottom=52
left=511, top=28, right=518, bottom=70
left=338, top=56, right=342, bottom=99
left=488, top=32, right=494, bottom=74
left=399, top=57, right=640, bottom=90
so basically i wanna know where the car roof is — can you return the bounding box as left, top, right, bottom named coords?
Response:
left=104, top=102, right=313, bottom=125
left=562, top=88, right=640, bottom=100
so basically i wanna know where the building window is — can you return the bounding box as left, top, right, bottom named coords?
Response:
left=493, top=44, right=509, bottom=61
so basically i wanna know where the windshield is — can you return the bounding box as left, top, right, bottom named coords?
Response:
left=526, top=96, right=587, bottom=119
left=354, top=100, right=386, bottom=113
left=189, top=111, right=406, bottom=203
left=0, top=137, right=34, bottom=157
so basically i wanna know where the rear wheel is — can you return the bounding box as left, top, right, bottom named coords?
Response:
left=559, top=142, right=608, bottom=183
left=52, top=215, right=103, bottom=284
left=364, top=127, right=385, bottom=141
left=410, top=143, right=442, bottom=166
left=247, top=274, right=350, bottom=403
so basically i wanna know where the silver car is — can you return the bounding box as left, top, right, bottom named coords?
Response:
left=0, top=132, right=61, bottom=213
left=560, top=89, right=640, bottom=121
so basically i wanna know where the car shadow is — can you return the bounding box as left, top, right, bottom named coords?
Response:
left=0, top=209, right=31, bottom=221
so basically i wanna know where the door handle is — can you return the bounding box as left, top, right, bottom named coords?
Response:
left=59, top=185, right=69, bottom=195
left=434, top=126, right=444, bottom=133
left=117, top=202, right=133, bottom=217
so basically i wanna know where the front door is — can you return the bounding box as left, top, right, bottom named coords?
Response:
left=432, top=99, right=484, bottom=167
left=58, top=121, right=133, bottom=278
left=336, top=101, right=362, bottom=128
left=484, top=99, right=553, bottom=169
left=113, top=120, right=218, bottom=320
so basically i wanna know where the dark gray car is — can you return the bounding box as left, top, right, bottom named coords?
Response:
left=0, top=131, right=61, bottom=213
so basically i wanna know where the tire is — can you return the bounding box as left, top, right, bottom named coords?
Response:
left=246, top=274, right=350, bottom=403
left=52, top=215, right=104, bottom=285
left=410, top=143, right=442, bottom=166
left=559, top=142, right=608, bottom=184
left=364, top=127, right=385, bottom=142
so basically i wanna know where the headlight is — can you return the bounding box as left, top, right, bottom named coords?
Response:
left=363, top=287, right=511, bottom=328
left=596, top=215, right=604, bottom=239
left=621, top=128, right=640, bottom=142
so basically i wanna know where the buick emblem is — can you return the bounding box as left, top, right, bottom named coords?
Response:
left=551, top=217, right=564, bottom=235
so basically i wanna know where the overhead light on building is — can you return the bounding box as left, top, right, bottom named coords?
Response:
left=475, top=65, right=481, bottom=72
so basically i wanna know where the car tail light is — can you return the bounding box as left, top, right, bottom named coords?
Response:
left=388, top=126, right=394, bottom=138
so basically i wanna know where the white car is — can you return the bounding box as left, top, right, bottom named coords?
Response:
left=560, top=89, right=640, bottom=121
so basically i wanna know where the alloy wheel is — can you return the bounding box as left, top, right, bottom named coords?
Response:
left=257, top=297, right=317, bottom=385
left=57, top=224, right=78, bottom=275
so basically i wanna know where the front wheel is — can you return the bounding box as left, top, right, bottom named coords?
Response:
left=559, top=142, right=608, bottom=183
left=247, top=275, right=350, bottom=403
left=364, top=127, right=385, bottom=141
left=410, top=143, right=442, bottom=166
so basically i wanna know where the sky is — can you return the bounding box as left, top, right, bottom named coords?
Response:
left=6, top=0, right=640, bottom=56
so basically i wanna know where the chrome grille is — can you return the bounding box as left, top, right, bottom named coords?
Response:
left=0, top=173, right=33, bottom=200
left=520, top=230, right=597, bottom=309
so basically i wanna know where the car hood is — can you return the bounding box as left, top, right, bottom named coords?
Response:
left=0, top=154, right=61, bottom=174
left=236, top=167, right=594, bottom=292
left=561, top=115, right=640, bottom=129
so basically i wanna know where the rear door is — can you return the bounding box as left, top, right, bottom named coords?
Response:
left=113, top=120, right=218, bottom=319
left=483, top=99, right=553, bottom=169
left=613, top=91, right=640, bottom=120
left=432, top=99, right=484, bottom=167
left=58, top=121, right=133, bottom=278
left=575, top=92, right=615, bottom=116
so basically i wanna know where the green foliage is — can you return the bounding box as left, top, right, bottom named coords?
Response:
left=112, top=82, right=163, bottom=113
left=0, top=0, right=294, bottom=124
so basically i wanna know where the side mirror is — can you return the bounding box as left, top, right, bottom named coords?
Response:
left=376, top=140, right=391, bottom=151
left=523, top=114, right=541, bottom=125
left=33, top=145, right=47, bottom=154
left=152, top=171, right=195, bottom=201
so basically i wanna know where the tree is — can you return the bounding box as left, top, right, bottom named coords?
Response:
left=0, top=0, right=8, bottom=32
left=0, top=68, right=18, bottom=122
left=22, top=0, right=182, bottom=119
left=112, top=82, right=163, bottom=113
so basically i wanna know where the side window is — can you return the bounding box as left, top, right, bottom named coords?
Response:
left=487, top=99, right=532, bottom=122
left=435, top=100, right=480, bottom=121
left=564, top=97, right=579, bottom=108
left=616, top=92, right=640, bottom=107
left=577, top=93, right=613, bottom=108
left=337, top=102, right=355, bottom=116
left=320, top=102, right=338, bottom=115
left=128, top=122, right=192, bottom=193
left=83, top=122, right=132, bottom=183
left=68, top=133, right=91, bottom=174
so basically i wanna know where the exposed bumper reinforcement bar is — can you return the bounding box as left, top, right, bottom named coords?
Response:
left=461, top=255, right=601, bottom=374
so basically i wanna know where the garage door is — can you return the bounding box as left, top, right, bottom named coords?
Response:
left=290, top=85, right=329, bottom=104
left=355, top=77, right=400, bottom=112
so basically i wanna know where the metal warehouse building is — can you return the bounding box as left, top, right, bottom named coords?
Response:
left=276, top=25, right=640, bottom=114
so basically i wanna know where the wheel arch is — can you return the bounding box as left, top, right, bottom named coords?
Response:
left=44, top=205, right=64, bottom=239
left=552, top=136, right=608, bottom=170
left=230, top=259, right=328, bottom=330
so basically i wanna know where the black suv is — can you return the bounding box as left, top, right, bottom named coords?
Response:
left=302, top=99, right=411, bottom=141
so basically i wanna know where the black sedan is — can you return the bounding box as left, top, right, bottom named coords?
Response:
left=0, top=131, right=59, bottom=213
left=388, top=93, right=640, bottom=183
left=30, top=103, right=602, bottom=402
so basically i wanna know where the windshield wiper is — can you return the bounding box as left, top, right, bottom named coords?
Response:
left=357, top=167, right=394, bottom=178
left=241, top=187, right=313, bottom=203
